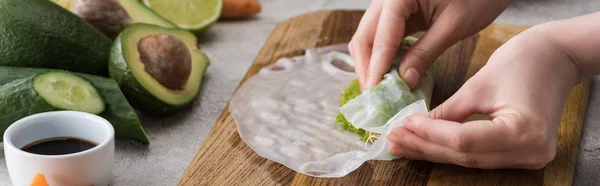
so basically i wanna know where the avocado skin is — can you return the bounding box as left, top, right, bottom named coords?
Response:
left=108, top=24, right=208, bottom=116
left=0, top=0, right=112, bottom=76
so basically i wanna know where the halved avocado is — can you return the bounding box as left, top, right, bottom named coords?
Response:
left=109, top=23, right=209, bottom=115
left=52, top=0, right=176, bottom=39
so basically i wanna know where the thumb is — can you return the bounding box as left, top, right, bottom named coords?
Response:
left=429, top=87, right=481, bottom=122
left=399, top=16, right=461, bottom=89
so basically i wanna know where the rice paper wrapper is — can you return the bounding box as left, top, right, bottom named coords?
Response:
left=229, top=43, right=432, bottom=178
left=340, top=68, right=434, bottom=131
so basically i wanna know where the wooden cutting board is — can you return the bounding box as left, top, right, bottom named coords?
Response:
left=178, top=10, right=590, bottom=186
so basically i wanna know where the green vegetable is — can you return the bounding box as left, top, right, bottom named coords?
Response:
left=51, top=0, right=177, bottom=39
left=33, top=71, right=106, bottom=115
left=0, top=67, right=149, bottom=144
left=0, top=0, right=112, bottom=76
left=336, top=36, right=435, bottom=141
left=109, top=23, right=210, bottom=115
left=335, top=80, right=369, bottom=141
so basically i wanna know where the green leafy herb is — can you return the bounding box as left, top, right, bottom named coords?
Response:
left=335, top=80, right=370, bottom=140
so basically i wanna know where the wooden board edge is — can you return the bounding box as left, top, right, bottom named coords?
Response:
left=544, top=80, right=591, bottom=186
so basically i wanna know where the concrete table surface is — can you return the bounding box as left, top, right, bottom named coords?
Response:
left=1, top=0, right=599, bottom=185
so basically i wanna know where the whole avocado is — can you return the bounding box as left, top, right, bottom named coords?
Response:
left=0, top=0, right=112, bottom=76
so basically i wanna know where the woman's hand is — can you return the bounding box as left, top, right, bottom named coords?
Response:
left=387, top=24, right=581, bottom=169
left=349, top=0, right=511, bottom=90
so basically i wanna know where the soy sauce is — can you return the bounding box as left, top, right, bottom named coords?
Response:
left=21, top=137, right=97, bottom=155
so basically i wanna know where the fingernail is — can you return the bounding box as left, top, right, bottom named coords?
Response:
left=403, top=68, right=420, bottom=88
left=403, top=117, right=415, bottom=129
left=386, top=128, right=402, bottom=144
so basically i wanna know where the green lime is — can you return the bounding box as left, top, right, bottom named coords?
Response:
left=142, top=0, right=222, bottom=33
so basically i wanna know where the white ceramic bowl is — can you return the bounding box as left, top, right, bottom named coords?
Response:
left=3, top=111, right=114, bottom=186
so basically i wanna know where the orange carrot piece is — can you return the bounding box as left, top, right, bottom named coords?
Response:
left=30, top=174, right=49, bottom=186
left=221, top=0, right=261, bottom=19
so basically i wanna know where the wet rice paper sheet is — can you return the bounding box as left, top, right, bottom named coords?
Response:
left=229, top=44, right=429, bottom=178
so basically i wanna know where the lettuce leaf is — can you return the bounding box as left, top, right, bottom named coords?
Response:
left=340, top=70, right=433, bottom=131
left=335, top=37, right=435, bottom=141
left=335, top=79, right=370, bottom=141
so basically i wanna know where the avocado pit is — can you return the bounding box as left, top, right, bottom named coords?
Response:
left=71, top=0, right=131, bottom=39
left=137, top=34, right=192, bottom=90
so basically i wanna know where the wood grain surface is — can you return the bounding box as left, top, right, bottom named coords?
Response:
left=178, top=10, right=590, bottom=186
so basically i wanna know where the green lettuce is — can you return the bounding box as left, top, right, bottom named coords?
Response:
left=335, top=79, right=369, bottom=141
left=335, top=37, right=435, bottom=141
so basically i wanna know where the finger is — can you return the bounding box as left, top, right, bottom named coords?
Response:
left=389, top=126, right=481, bottom=168
left=388, top=135, right=449, bottom=164
left=365, top=0, right=414, bottom=88
left=403, top=114, right=525, bottom=153
left=390, top=127, right=550, bottom=169
left=398, top=11, right=461, bottom=89
left=390, top=144, right=448, bottom=163
left=349, top=0, right=383, bottom=90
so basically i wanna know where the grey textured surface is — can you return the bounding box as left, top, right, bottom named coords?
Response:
left=0, top=0, right=599, bottom=185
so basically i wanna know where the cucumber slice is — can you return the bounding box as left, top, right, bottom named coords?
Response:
left=33, top=71, right=105, bottom=114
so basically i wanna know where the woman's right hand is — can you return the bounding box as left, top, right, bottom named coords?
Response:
left=386, top=11, right=600, bottom=168
left=349, top=0, right=511, bottom=90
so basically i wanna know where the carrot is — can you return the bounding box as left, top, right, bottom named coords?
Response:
left=30, top=174, right=49, bottom=186
left=221, top=0, right=261, bottom=19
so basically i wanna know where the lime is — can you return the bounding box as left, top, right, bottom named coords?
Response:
left=50, top=0, right=75, bottom=9
left=142, top=0, right=222, bottom=33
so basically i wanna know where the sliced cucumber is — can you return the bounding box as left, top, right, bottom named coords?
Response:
left=33, top=71, right=105, bottom=114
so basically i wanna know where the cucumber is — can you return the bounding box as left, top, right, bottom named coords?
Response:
left=33, top=71, right=105, bottom=114
left=0, top=67, right=149, bottom=144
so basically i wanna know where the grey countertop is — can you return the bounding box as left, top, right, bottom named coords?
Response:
left=1, top=0, right=599, bottom=185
